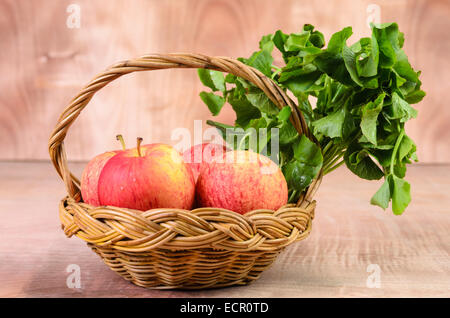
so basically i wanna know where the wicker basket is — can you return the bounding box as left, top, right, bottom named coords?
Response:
left=48, top=53, right=322, bottom=289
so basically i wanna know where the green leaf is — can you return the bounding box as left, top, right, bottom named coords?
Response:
left=246, top=88, right=279, bottom=115
left=278, top=123, right=298, bottom=145
left=246, top=50, right=274, bottom=77
left=282, top=71, right=323, bottom=96
left=305, top=24, right=325, bottom=48
left=199, top=92, right=225, bottom=116
left=279, top=60, right=317, bottom=82
left=372, top=23, right=399, bottom=68
left=327, top=27, right=353, bottom=54
left=389, top=175, right=411, bottom=215
left=259, top=34, right=274, bottom=52
left=285, top=32, right=310, bottom=51
left=344, top=143, right=384, bottom=180
left=343, top=42, right=379, bottom=88
left=405, top=89, right=426, bottom=104
left=297, top=93, right=315, bottom=125
left=391, top=92, right=418, bottom=122
left=310, top=27, right=354, bottom=86
left=206, top=120, right=234, bottom=141
left=197, top=69, right=225, bottom=92
left=342, top=108, right=356, bottom=140
left=394, top=162, right=406, bottom=178
left=370, top=178, right=391, bottom=210
left=273, top=108, right=298, bottom=146
left=398, top=134, right=415, bottom=161
left=293, top=135, right=323, bottom=165
left=227, top=91, right=261, bottom=127
left=299, top=47, right=325, bottom=63
left=282, top=135, right=323, bottom=192
left=225, top=73, right=237, bottom=83
left=360, top=93, right=386, bottom=145
left=393, top=70, right=407, bottom=88
left=343, top=45, right=364, bottom=87
left=312, top=108, right=346, bottom=138
left=394, top=49, right=419, bottom=84
left=356, top=34, right=379, bottom=77
left=272, top=30, right=289, bottom=54
left=277, top=106, right=292, bottom=121
left=314, top=52, right=354, bottom=86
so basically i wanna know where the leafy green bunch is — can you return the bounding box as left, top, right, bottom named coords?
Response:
left=198, top=23, right=425, bottom=214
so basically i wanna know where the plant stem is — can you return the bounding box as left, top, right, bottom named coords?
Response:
left=279, top=152, right=285, bottom=167
left=271, top=65, right=282, bottom=72
left=288, top=190, right=298, bottom=203
left=331, top=84, right=344, bottom=103
left=323, top=151, right=345, bottom=173
left=324, top=159, right=345, bottom=175
left=322, top=140, right=333, bottom=156
left=238, top=131, right=253, bottom=150
left=136, top=137, right=143, bottom=157
left=116, top=135, right=126, bottom=150
left=323, top=144, right=341, bottom=167
left=390, top=130, right=405, bottom=175
left=271, top=65, right=282, bottom=79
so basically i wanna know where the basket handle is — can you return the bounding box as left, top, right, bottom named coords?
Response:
left=48, top=53, right=320, bottom=207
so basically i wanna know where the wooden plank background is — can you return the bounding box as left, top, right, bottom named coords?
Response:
left=1, top=0, right=449, bottom=162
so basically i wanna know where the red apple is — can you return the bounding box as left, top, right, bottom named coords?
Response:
left=196, top=150, right=288, bottom=214
left=98, top=140, right=195, bottom=211
left=80, top=135, right=127, bottom=206
left=182, top=143, right=229, bottom=182
left=81, top=151, right=118, bottom=206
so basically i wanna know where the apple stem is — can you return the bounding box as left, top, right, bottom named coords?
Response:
left=116, top=135, right=126, bottom=150
left=136, top=137, right=143, bottom=157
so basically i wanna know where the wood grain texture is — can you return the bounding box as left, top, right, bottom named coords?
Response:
left=0, top=161, right=448, bottom=297
left=0, top=0, right=449, bottom=162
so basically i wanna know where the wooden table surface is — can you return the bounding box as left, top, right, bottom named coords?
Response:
left=0, top=161, right=449, bottom=298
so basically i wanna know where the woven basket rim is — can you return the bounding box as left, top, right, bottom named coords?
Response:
left=60, top=196, right=315, bottom=252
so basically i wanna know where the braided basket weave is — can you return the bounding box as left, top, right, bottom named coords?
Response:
left=48, top=53, right=323, bottom=289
